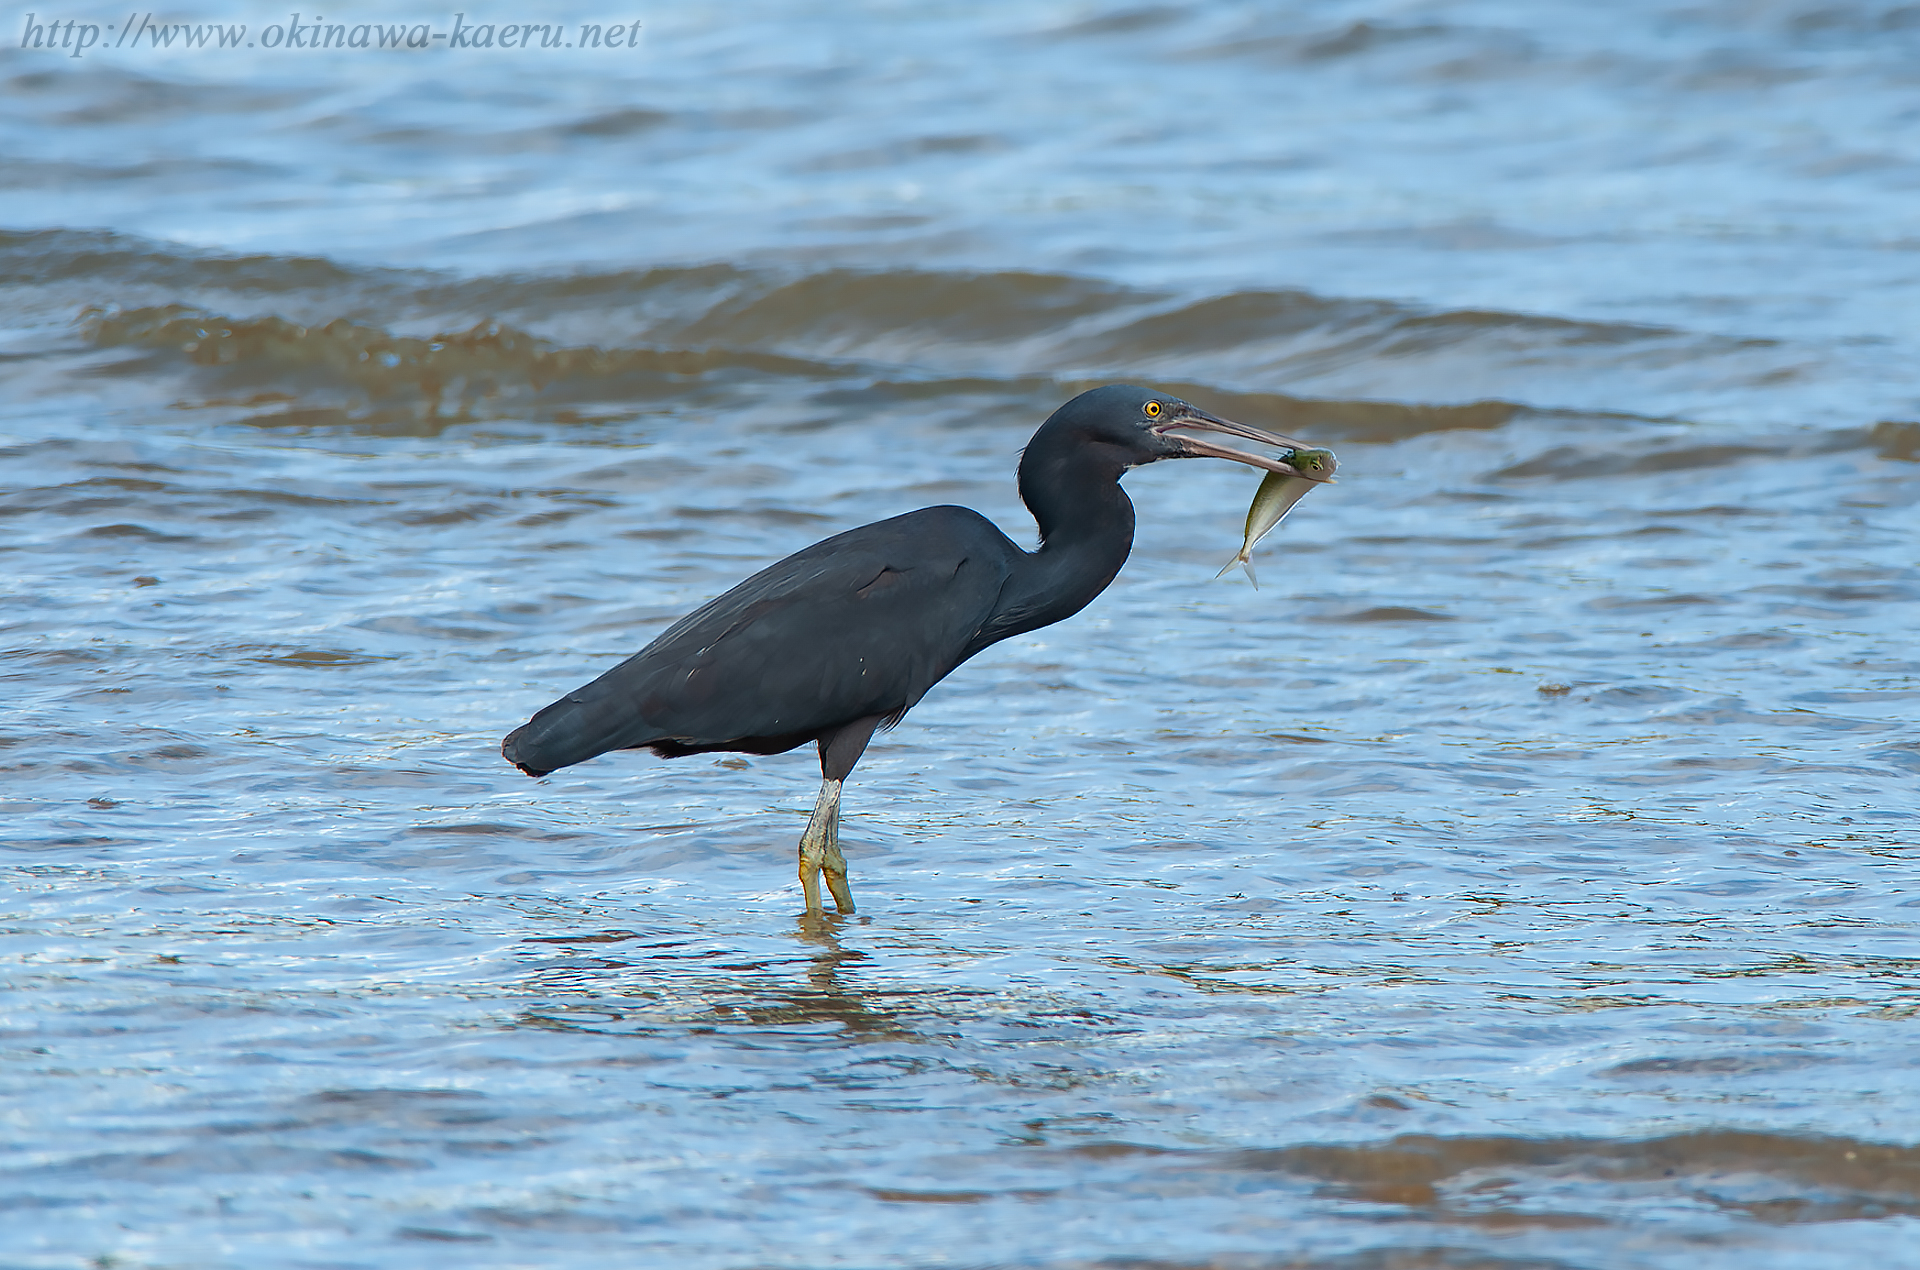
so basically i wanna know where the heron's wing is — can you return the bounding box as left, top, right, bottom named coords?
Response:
left=503, top=507, right=1015, bottom=774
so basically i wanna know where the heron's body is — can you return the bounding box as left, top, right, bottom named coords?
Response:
left=503, top=507, right=1016, bottom=773
left=503, top=385, right=1327, bottom=914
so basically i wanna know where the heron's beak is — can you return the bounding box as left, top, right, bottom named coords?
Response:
left=1151, top=408, right=1334, bottom=482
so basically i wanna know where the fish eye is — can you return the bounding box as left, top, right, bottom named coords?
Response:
left=1144, top=401, right=1161, bottom=417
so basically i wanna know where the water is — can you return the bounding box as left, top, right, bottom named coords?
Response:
left=4, top=2, right=1919, bottom=1265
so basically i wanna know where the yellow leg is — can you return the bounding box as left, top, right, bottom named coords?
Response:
left=822, top=831, right=854, bottom=915
left=796, top=777, right=852, bottom=915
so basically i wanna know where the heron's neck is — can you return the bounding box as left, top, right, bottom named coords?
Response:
left=987, top=433, right=1136, bottom=643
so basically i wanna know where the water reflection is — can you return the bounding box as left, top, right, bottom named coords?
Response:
left=514, top=917, right=939, bottom=1042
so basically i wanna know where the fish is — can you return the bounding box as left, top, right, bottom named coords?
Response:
left=1217, top=447, right=1337, bottom=588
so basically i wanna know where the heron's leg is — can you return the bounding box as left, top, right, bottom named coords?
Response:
left=818, top=788, right=854, bottom=915
left=796, top=776, right=843, bottom=915
left=797, top=715, right=883, bottom=916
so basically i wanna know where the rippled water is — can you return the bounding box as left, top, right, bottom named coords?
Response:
left=4, top=2, right=1919, bottom=1266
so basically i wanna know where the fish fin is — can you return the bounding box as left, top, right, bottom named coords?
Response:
left=1216, top=555, right=1241, bottom=580
left=1243, top=558, right=1260, bottom=590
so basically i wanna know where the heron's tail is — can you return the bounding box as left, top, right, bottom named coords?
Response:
left=501, top=690, right=662, bottom=778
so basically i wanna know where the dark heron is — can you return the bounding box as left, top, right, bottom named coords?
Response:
left=502, top=384, right=1328, bottom=914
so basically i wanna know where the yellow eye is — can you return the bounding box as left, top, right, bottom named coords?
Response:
left=1144, top=401, right=1161, bottom=417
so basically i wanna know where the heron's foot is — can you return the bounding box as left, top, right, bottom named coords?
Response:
left=796, top=822, right=855, bottom=914
left=797, top=777, right=847, bottom=916
left=822, top=839, right=855, bottom=915
left=797, top=829, right=826, bottom=916
left=794, top=853, right=856, bottom=910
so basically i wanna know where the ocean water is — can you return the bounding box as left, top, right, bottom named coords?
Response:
left=3, top=2, right=1918, bottom=1266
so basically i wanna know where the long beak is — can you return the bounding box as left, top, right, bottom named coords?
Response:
left=1151, top=408, right=1334, bottom=482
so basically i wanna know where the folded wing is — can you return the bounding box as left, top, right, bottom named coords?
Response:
left=502, top=507, right=1017, bottom=776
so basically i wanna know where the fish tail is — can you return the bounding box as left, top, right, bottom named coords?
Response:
left=1218, top=550, right=1262, bottom=588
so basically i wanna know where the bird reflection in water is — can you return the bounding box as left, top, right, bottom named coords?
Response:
left=514, top=919, right=916, bottom=1042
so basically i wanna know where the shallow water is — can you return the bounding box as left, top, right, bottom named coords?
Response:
left=4, top=2, right=1919, bottom=1266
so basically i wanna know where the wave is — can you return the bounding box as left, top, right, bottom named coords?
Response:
left=1490, top=430, right=1881, bottom=480
left=6, top=228, right=1817, bottom=444
left=80, top=304, right=1543, bottom=444
left=0, top=228, right=378, bottom=293
left=1062, top=1128, right=1920, bottom=1225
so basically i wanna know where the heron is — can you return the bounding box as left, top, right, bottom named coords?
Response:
left=502, top=384, right=1327, bottom=915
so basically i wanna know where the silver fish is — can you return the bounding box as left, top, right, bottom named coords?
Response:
left=1217, top=447, right=1336, bottom=588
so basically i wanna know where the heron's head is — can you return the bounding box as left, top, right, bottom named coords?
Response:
left=1043, top=384, right=1332, bottom=480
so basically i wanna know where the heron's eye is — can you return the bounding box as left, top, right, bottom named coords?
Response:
left=1144, top=401, right=1161, bottom=417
